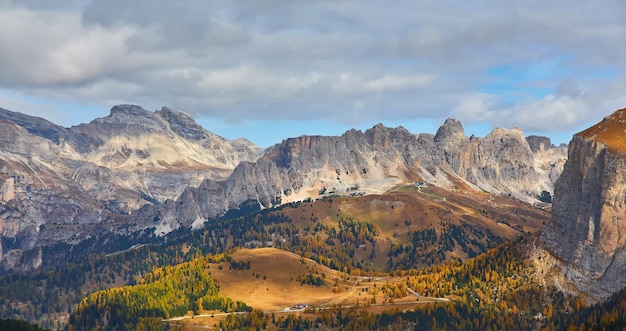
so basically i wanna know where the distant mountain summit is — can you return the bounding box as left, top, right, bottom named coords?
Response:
left=0, top=105, right=567, bottom=271
left=0, top=105, right=263, bottom=270
left=577, top=109, right=626, bottom=153
left=70, top=105, right=263, bottom=170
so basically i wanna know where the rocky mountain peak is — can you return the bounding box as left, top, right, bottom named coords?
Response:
left=488, top=126, right=524, bottom=138
left=366, top=123, right=410, bottom=135
left=109, top=104, right=152, bottom=117
left=156, top=106, right=193, bottom=120
left=434, top=118, right=465, bottom=144
left=74, top=105, right=167, bottom=139
left=363, top=123, right=413, bottom=148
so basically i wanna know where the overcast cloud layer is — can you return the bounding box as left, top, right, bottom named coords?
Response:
left=0, top=0, right=624, bottom=145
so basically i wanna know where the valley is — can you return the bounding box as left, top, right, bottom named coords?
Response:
left=0, top=178, right=549, bottom=329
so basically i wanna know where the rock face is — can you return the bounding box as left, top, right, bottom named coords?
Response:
left=146, top=121, right=566, bottom=236
left=244, top=123, right=563, bottom=207
left=541, top=108, right=626, bottom=301
left=0, top=105, right=263, bottom=270
left=526, top=135, right=553, bottom=153
left=443, top=126, right=545, bottom=197
left=0, top=104, right=568, bottom=270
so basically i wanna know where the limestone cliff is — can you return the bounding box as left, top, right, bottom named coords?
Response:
left=540, top=108, right=626, bottom=301
left=235, top=121, right=563, bottom=209
left=436, top=123, right=551, bottom=200
left=150, top=121, right=566, bottom=233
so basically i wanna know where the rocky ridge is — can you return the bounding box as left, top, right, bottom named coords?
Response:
left=539, top=108, right=626, bottom=302
left=0, top=105, right=567, bottom=270
left=133, top=119, right=567, bottom=240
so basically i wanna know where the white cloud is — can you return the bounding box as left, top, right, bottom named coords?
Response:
left=0, top=5, right=142, bottom=86
left=453, top=77, right=626, bottom=135
left=453, top=94, right=499, bottom=122
left=504, top=95, right=591, bottom=131
left=365, top=75, right=434, bottom=92
left=0, top=0, right=624, bottom=140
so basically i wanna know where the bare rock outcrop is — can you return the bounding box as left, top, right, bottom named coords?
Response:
left=155, top=120, right=567, bottom=231
left=526, top=135, right=553, bottom=153
left=469, top=127, right=540, bottom=199
left=541, top=108, right=626, bottom=301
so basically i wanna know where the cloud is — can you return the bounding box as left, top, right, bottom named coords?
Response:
left=0, top=5, right=150, bottom=87
left=453, top=77, right=626, bottom=134
left=452, top=94, right=499, bottom=122
left=0, top=0, right=624, bottom=138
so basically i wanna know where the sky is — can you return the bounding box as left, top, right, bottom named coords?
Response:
left=0, top=0, right=624, bottom=147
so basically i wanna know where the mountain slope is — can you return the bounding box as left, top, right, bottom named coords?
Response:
left=0, top=105, right=263, bottom=270
left=0, top=107, right=99, bottom=154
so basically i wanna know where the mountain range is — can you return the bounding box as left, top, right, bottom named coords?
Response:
left=0, top=105, right=567, bottom=271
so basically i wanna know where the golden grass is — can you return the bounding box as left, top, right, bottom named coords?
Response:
left=578, top=108, right=626, bottom=156
left=170, top=247, right=447, bottom=330
left=207, top=248, right=418, bottom=312
left=208, top=248, right=342, bottom=311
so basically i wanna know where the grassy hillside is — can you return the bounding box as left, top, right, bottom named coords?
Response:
left=205, top=247, right=438, bottom=311
left=269, top=183, right=547, bottom=271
